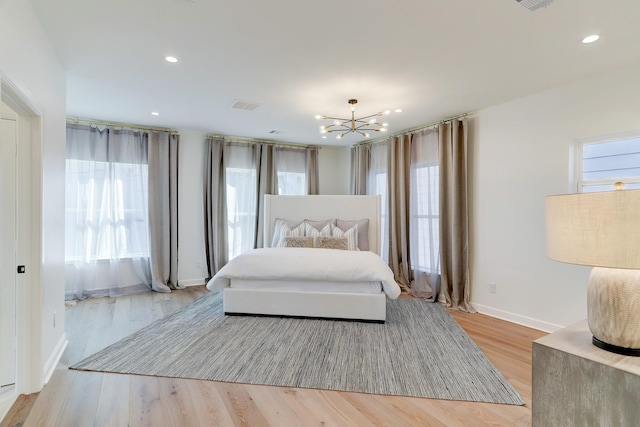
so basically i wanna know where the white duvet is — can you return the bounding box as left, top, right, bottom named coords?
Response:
left=207, top=247, right=401, bottom=299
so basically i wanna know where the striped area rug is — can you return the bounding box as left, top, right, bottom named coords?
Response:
left=71, top=291, right=524, bottom=405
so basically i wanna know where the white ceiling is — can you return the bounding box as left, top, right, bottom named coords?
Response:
left=31, top=0, right=640, bottom=146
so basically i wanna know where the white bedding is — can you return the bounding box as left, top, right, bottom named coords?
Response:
left=207, top=247, right=401, bottom=299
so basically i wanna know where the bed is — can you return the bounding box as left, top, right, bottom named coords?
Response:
left=206, top=195, right=401, bottom=322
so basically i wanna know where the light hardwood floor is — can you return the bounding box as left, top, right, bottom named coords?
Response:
left=3, top=286, right=546, bottom=427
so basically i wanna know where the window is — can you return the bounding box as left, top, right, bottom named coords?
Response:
left=226, top=166, right=258, bottom=260
left=65, top=159, right=149, bottom=262
left=577, top=133, right=640, bottom=193
left=411, top=162, right=440, bottom=274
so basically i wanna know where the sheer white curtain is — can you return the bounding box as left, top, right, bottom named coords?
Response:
left=410, top=128, right=441, bottom=299
left=225, top=142, right=258, bottom=260
left=275, top=147, right=307, bottom=195
left=65, top=124, right=152, bottom=299
left=368, top=142, right=390, bottom=260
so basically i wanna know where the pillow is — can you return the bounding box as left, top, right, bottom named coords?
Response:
left=315, top=237, right=348, bottom=250
left=330, top=223, right=359, bottom=251
left=271, top=218, right=303, bottom=247
left=305, top=222, right=331, bottom=238
left=283, top=236, right=314, bottom=248
left=276, top=222, right=306, bottom=247
left=336, top=219, right=370, bottom=251
left=304, top=218, right=337, bottom=230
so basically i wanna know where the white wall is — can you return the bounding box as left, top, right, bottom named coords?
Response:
left=318, top=146, right=350, bottom=195
left=470, top=60, right=640, bottom=332
left=0, top=0, right=67, bottom=390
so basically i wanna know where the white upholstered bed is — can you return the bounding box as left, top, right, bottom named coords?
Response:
left=206, top=195, right=401, bottom=322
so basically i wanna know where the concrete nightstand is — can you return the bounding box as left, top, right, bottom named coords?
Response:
left=532, top=320, right=640, bottom=427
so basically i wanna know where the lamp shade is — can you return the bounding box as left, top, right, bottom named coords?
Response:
left=545, top=189, right=640, bottom=269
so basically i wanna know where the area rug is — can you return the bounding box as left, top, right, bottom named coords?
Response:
left=71, top=292, right=524, bottom=405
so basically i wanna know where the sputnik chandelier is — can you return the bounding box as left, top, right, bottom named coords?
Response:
left=315, top=99, right=400, bottom=139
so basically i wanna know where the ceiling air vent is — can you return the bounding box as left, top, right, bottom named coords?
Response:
left=231, top=100, right=260, bottom=111
left=516, top=0, right=554, bottom=11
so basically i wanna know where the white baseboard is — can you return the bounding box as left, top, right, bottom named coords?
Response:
left=471, top=303, right=563, bottom=333
left=43, top=333, right=68, bottom=384
left=179, top=278, right=207, bottom=287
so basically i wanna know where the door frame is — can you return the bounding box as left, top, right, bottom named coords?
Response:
left=1, top=75, right=44, bottom=398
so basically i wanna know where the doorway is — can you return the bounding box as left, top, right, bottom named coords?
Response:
left=0, top=77, right=41, bottom=420
left=0, top=102, right=17, bottom=395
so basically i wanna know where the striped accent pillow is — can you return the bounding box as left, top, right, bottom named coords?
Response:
left=305, top=222, right=332, bottom=243
left=330, top=223, right=359, bottom=251
left=276, top=222, right=306, bottom=247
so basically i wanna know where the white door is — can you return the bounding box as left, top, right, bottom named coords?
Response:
left=0, top=112, right=17, bottom=389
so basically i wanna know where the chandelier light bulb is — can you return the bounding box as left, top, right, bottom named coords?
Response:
left=369, top=118, right=377, bottom=124
left=384, top=110, right=391, bottom=115
left=382, top=122, right=389, bottom=127
left=315, top=114, right=323, bottom=119
left=395, top=109, right=403, bottom=113
left=336, top=134, right=342, bottom=139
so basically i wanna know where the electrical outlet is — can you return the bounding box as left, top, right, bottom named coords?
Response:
left=489, top=283, right=497, bottom=294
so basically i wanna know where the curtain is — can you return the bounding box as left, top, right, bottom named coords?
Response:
left=388, top=134, right=413, bottom=292
left=350, top=144, right=369, bottom=195
left=368, top=142, right=389, bottom=261
left=438, top=119, right=473, bottom=311
left=65, top=124, right=180, bottom=299
left=307, top=147, right=320, bottom=195
left=203, top=137, right=228, bottom=278
left=409, top=128, right=441, bottom=301
left=204, top=138, right=318, bottom=277
left=147, top=131, right=183, bottom=292
left=255, top=144, right=277, bottom=249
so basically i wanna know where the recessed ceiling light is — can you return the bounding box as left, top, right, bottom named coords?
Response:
left=395, top=109, right=403, bottom=113
left=165, top=56, right=178, bottom=63
left=321, top=135, right=327, bottom=139
left=582, top=35, right=600, bottom=44
left=151, top=112, right=159, bottom=116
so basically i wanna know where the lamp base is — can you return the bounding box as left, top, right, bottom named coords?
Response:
left=588, top=267, right=640, bottom=354
left=592, top=336, right=640, bottom=357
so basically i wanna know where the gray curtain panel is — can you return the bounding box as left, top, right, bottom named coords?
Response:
left=255, top=144, right=277, bottom=249
left=307, top=147, right=320, bottom=195
left=387, top=134, right=413, bottom=292
left=350, top=144, right=370, bottom=195
left=203, top=137, right=228, bottom=279
left=147, top=132, right=183, bottom=293
left=438, top=119, right=474, bottom=312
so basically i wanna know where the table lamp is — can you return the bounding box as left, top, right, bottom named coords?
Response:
left=545, top=183, right=640, bottom=356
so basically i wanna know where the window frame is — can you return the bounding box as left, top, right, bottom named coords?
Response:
left=574, top=130, right=640, bottom=193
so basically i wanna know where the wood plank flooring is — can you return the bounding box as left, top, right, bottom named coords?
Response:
left=5, top=286, right=546, bottom=427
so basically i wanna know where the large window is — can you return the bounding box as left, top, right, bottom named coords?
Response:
left=65, top=159, right=149, bottom=262
left=577, top=133, right=640, bottom=193
left=411, top=162, right=440, bottom=274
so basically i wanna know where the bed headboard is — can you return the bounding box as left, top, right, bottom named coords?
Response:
left=264, top=195, right=382, bottom=255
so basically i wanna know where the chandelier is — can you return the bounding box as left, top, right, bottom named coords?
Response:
left=315, top=99, right=396, bottom=139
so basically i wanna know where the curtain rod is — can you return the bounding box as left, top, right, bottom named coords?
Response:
left=67, top=117, right=180, bottom=134
left=354, top=112, right=472, bottom=147
left=207, top=134, right=320, bottom=150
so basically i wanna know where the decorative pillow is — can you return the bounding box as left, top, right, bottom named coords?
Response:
left=283, top=236, right=314, bottom=248
left=336, top=219, right=369, bottom=251
left=271, top=218, right=303, bottom=247
left=305, top=222, right=331, bottom=239
left=330, top=223, right=359, bottom=251
left=315, top=237, right=348, bottom=250
left=304, top=218, right=337, bottom=231
left=276, top=222, right=306, bottom=247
